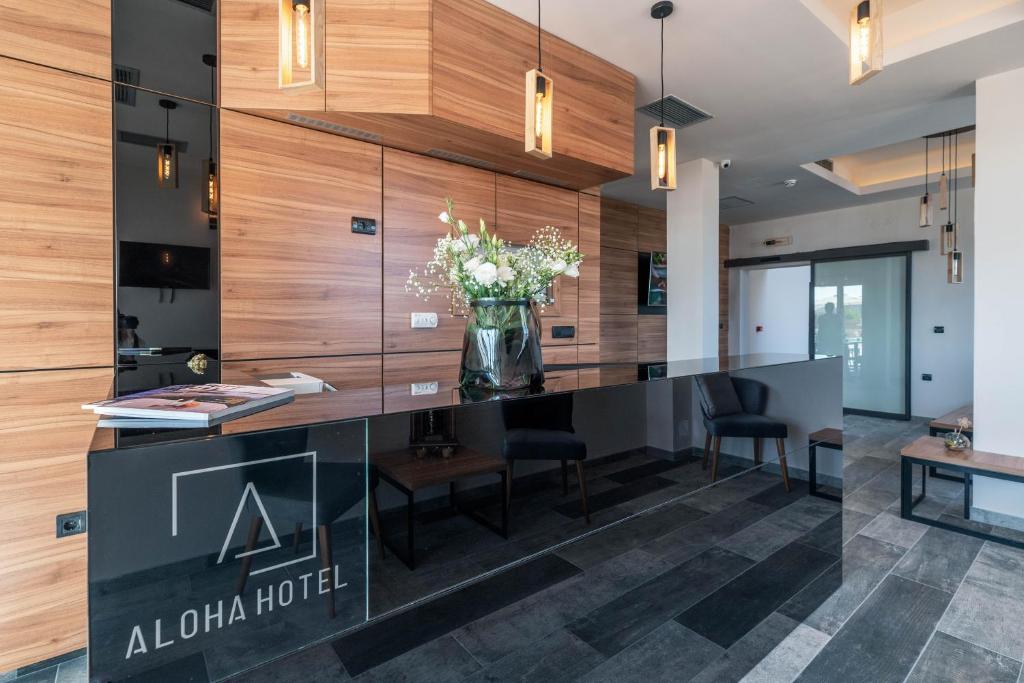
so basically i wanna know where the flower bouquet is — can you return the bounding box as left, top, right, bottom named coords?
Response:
left=943, top=416, right=972, bottom=451
left=407, top=199, right=583, bottom=390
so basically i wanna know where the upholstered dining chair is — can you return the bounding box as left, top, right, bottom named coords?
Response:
left=695, top=372, right=791, bottom=491
left=501, top=393, right=590, bottom=524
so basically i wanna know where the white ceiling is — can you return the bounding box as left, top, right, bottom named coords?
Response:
left=487, top=0, right=1024, bottom=224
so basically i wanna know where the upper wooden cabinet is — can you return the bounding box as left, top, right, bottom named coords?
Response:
left=220, top=111, right=383, bottom=360
left=637, top=206, right=667, bottom=253
left=496, top=176, right=579, bottom=346
left=383, top=149, right=495, bottom=353
left=0, top=0, right=110, bottom=80
left=0, top=58, right=112, bottom=372
left=220, top=0, right=635, bottom=189
left=600, top=197, right=638, bottom=252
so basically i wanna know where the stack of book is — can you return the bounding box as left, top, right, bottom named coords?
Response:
left=83, top=383, right=295, bottom=429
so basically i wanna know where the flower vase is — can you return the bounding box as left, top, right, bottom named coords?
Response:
left=459, top=298, right=544, bottom=391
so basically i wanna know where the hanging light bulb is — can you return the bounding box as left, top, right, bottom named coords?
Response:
left=649, top=1, right=677, bottom=191
left=919, top=137, right=932, bottom=227
left=202, top=55, right=218, bottom=219
left=947, top=250, right=964, bottom=285
left=941, top=221, right=958, bottom=255
left=293, top=0, right=311, bottom=69
left=947, top=131, right=964, bottom=284
left=156, top=99, right=178, bottom=190
left=524, top=0, right=553, bottom=159
left=849, top=0, right=882, bottom=85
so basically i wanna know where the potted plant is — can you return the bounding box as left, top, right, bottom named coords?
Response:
left=407, top=199, right=582, bottom=391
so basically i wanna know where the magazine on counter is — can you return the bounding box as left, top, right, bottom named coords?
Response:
left=83, top=383, right=294, bottom=426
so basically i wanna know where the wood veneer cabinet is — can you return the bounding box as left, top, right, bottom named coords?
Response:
left=0, top=58, right=113, bottom=372
left=578, top=192, right=601, bottom=346
left=599, top=197, right=638, bottom=252
left=383, top=351, right=461, bottom=413
left=0, top=0, right=109, bottom=79
left=0, top=368, right=111, bottom=671
left=599, top=314, right=638, bottom=363
left=383, top=149, right=495, bottom=353
left=496, top=176, right=578, bottom=347
left=637, top=207, right=667, bottom=253
left=599, top=246, right=638, bottom=316
left=220, top=111, right=383, bottom=360
left=220, top=0, right=635, bottom=189
left=638, top=315, right=667, bottom=363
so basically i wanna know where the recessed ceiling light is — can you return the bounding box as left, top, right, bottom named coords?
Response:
left=783, top=179, right=798, bottom=188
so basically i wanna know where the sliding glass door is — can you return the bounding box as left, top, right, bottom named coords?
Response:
left=812, top=254, right=909, bottom=419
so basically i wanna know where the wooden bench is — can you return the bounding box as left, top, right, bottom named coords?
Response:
left=900, top=435, right=1024, bottom=550
left=927, top=404, right=973, bottom=482
left=808, top=428, right=842, bottom=502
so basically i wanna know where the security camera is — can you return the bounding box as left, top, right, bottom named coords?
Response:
left=720, top=159, right=732, bottom=170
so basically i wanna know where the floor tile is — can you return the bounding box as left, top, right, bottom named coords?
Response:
left=858, top=511, right=928, bottom=549
left=841, top=509, right=875, bottom=544
left=553, top=476, right=677, bottom=519
left=641, top=500, right=775, bottom=565
left=355, top=635, right=480, bottom=682
left=676, top=540, right=837, bottom=648
left=581, top=621, right=723, bottom=683
left=568, top=546, right=754, bottom=657
left=462, top=629, right=603, bottom=683
left=796, top=575, right=953, bottom=682
left=906, top=631, right=1021, bottom=683
left=894, top=526, right=984, bottom=593
left=333, top=554, right=580, bottom=676
left=53, top=658, right=87, bottom=683
left=605, top=458, right=694, bottom=485
left=842, top=456, right=892, bottom=493
left=237, top=644, right=349, bottom=683
left=10, top=668, right=56, bottom=683
left=938, top=573, right=1024, bottom=660
left=689, top=612, right=801, bottom=683
left=739, top=623, right=829, bottom=683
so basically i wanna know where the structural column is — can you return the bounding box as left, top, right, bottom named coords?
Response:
left=972, top=66, right=1024, bottom=523
left=666, top=158, right=720, bottom=360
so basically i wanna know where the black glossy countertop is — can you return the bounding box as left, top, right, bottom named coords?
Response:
left=88, top=354, right=828, bottom=454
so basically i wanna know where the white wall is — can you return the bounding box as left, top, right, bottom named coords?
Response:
left=971, top=66, right=1024, bottom=524
left=729, top=192, right=974, bottom=418
left=737, top=266, right=811, bottom=356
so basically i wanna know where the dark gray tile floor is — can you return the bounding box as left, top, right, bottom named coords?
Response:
left=10, top=416, right=1024, bottom=682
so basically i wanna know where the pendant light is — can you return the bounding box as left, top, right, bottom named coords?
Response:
left=649, top=1, right=677, bottom=191
left=524, top=0, right=553, bottom=159
left=202, top=54, right=218, bottom=218
left=938, top=133, right=949, bottom=211
left=156, top=99, right=178, bottom=190
left=940, top=134, right=957, bottom=256
left=918, top=136, right=932, bottom=228
left=947, top=131, right=964, bottom=284
left=849, top=0, right=882, bottom=85
left=279, top=0, right=323, bottom=91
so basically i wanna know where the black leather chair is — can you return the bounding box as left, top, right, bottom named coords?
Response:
left=502, top=394, right=590, bottom=524
left=695, top=372, right=791, bottom=491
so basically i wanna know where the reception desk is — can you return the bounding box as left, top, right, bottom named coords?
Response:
left=86, top=355, right=843, bottom=681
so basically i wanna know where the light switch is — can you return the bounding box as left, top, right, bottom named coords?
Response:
left=410, top=381, right=439, bottom=395
left=411, top=312, right=438, bottom=329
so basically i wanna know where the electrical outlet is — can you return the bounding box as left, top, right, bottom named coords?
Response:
left=934, top=326, right=945, bottom=334
left=410, top=381, right=439, bottom=396
left=411, top=312, right=438, bottom=329
left=551, top=325, right=575, bottom=339
left=922, top=373, right=933, bottom=382
left=56, top=511, right=87, bottom=538
left=351, top=217, right=377, bottom=235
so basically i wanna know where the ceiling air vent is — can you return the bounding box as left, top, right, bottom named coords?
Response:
left=815, top=159, right=834, bottom=172
left=425, top=149, right=498, bottom=171
left=113, top=65, right=140, bottom=106
left=637, top=95, right=712, bottom=129
left=285, top=114, right=382, bottom=142
left=175, top=0, right=215, bottom=12
left=118, top=130, right=189, bottom=153
left=719, top=195, right=754, bottom=210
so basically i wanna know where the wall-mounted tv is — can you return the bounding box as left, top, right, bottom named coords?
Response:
left=119, top=241, right=211, bottom=290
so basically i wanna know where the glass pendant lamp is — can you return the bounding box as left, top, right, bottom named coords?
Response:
left=849, top=0, right=882, bottom=85
left=278, top=0, right=323, bottom=91
left=918, top=137, right=932, bottom=227
left=156, top=99, right=178, bottom=189
left=649, top=1, right=677, bottom=191
left=947, top=131, right=964, bottom=284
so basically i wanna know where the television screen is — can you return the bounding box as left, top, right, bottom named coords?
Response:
left=647, top=251, right=667, bottom=306
left=119, top=241, right=211, bottom=290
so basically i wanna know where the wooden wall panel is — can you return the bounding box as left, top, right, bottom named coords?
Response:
left=220, top=111, right=382, bottom=359
left=221, top=0, right=326, bottom=111
left=496, top=176, right=579, bottom=346
left=637, top=206, right=666, bottom=253
left=600, top=247, right=637, bottom=316
left=0, top=0, right=109, bottom=79
left=326, top=0, right=431, bottom=114
left=599, top=315, right=637, bottom=364
left=578, top=192, right=600, bottom=346
left=0, top=368, right=111, bottom=671
left=542, top=345, right=577, bottom=366
left=599, top=197, right=637, bottom=252
left=638, top=315, right=667, bottom=363
left=0, top=58, right=112, bottom=372
left=383, top=351, right=461, bottom=413
left=383, top=149, right=494, bottom=353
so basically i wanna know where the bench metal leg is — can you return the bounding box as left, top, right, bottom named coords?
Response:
left=964, top=472, right=972, bottom=520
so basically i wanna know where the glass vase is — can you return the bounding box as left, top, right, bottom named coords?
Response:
left=460, top=298, right=544, bottom=391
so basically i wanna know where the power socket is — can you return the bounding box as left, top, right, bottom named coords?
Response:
left=411, top=312, right=438, bottom=329
left=56, top=511, right=87, bottom=538
left=410, top=381, right=439, bottom=396
left=922, top=373, right=933, bottom=382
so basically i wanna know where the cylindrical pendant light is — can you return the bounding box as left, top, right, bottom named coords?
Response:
left=849, top=0, right=882, bottom=85
left=650, top=1, right=677, bottom=191
left=948, top=131, right=964, bottom=284
left=278, top=0, right=323, bottom=91
left=156, top=99, right=178, bottom=190
left=938, top=133, right=949, bottom=211
left=524, top=0, right=553, bottom=159
left=919, top=136, right=932, bottom=228
left=202, top=54, right=218, bottom=218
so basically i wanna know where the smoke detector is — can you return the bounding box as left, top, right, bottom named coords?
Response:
left=783, top=179, right=798, bottom=188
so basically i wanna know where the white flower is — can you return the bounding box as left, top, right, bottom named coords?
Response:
left=549, top=259, right=567, bottom=274
left=497, top=265, right=515, bottom=284
left=439, top=211, right=451, bottom=223
left=451, top=240, right=468, bottom=253
left=474, top=262, right=498, bottom=286
left=466, top=234, right=480, bottom=248
left=564, top=262, right=580, bottom=278
left=463, top=256, right=483, bottom=274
